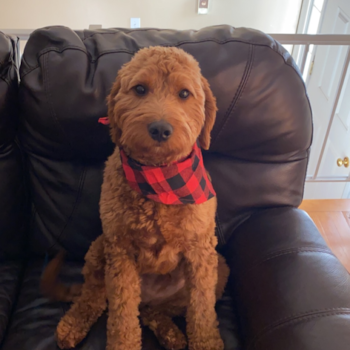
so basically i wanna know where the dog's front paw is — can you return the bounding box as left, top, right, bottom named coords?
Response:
left=189, top=330, right=224, bottom=350
left=158, top=326, right=187, bottom=350
left=56, top=315, right=87, bottom=349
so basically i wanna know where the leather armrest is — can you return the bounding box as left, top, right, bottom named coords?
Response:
left=225, top=207, right=350, bottom=350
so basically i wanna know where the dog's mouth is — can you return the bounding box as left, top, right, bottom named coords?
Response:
left=121, top=145, right=193, bottom=167
left=120, top=145, right=195, bottom=169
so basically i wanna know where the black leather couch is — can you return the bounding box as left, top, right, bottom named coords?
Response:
left=0, top=32, right=27, bottom=344
left=1, top=26, right=350, bottom=350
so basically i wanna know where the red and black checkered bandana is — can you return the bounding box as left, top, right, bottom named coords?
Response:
left=120, top=143, right=216, bottom=205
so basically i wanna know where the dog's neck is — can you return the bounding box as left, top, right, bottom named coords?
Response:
left=119, top=148, right=190, bottom=168
left=119, top=143, right=216, bottom=205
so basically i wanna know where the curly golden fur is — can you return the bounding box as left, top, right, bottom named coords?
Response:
left=43, top=46, right=230, bottom=350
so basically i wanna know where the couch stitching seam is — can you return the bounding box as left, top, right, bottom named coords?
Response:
left=211, top=43, right=252, bottom=143
left=248, top=308, right=350, bottom=350
left=21, top=65, right=40, bottom=79
left=212, top=44, right=255, bottom=145
left=43, top=52, right=71, bottom=147
left=247, top=247, right=334, bottom=272
left=82, top=28, right=178, bottom=40
left=0, top=75, right=10, bottom=86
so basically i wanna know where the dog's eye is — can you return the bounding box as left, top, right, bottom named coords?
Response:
left=134, top=85, right=147, bottom=95
left=179, top=89, right=190, bottom=99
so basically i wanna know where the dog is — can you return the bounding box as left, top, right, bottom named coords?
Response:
left=41, top=46, right=230, bottom=350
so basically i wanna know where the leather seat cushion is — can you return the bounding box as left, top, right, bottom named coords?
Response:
left=1, top=259, right=240, bottom=350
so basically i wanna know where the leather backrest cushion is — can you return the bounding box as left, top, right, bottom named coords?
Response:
left=0, top=32, right=27, bottom=260
left=19, top=26, right=312, bottom=258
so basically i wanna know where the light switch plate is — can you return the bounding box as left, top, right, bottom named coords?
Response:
left=198, top=0, right=209, bottom=14
left=130, top=18, right=141, bottom=28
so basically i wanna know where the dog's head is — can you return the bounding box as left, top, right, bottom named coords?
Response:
left=107, top=46, right=217, bottom=165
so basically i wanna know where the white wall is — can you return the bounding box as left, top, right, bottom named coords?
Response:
left=0, top=0, right=302, bottom=33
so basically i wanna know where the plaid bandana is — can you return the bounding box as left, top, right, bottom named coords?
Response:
left=120, top=143, right=216, bottom=205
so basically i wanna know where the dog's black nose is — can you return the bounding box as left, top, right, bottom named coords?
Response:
left=148, top=121, right=173, bottom=142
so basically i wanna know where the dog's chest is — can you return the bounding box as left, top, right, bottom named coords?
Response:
left=113, top=173, right=216, bottom=272
left=131, top=222, right=183, bottom=275
left=124, top=202, right=194, bottom=275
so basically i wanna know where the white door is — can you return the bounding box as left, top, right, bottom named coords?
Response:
left=305, top=0, right=350, bottom=199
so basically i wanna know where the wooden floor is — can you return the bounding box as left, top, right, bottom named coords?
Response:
left=300, top=200, right=350, bottom=272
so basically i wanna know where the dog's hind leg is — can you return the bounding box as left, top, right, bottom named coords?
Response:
left=140, top=305, right=187, bottom=350
left=56, top=235, right=107, bottom=349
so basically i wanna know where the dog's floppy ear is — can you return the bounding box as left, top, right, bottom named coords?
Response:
left=199, top=76, right=217, bottom=150
left=107, top=76, right=122, bottom=145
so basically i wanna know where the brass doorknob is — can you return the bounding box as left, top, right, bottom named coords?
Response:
left=337, top=157, right=349, bottom=167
